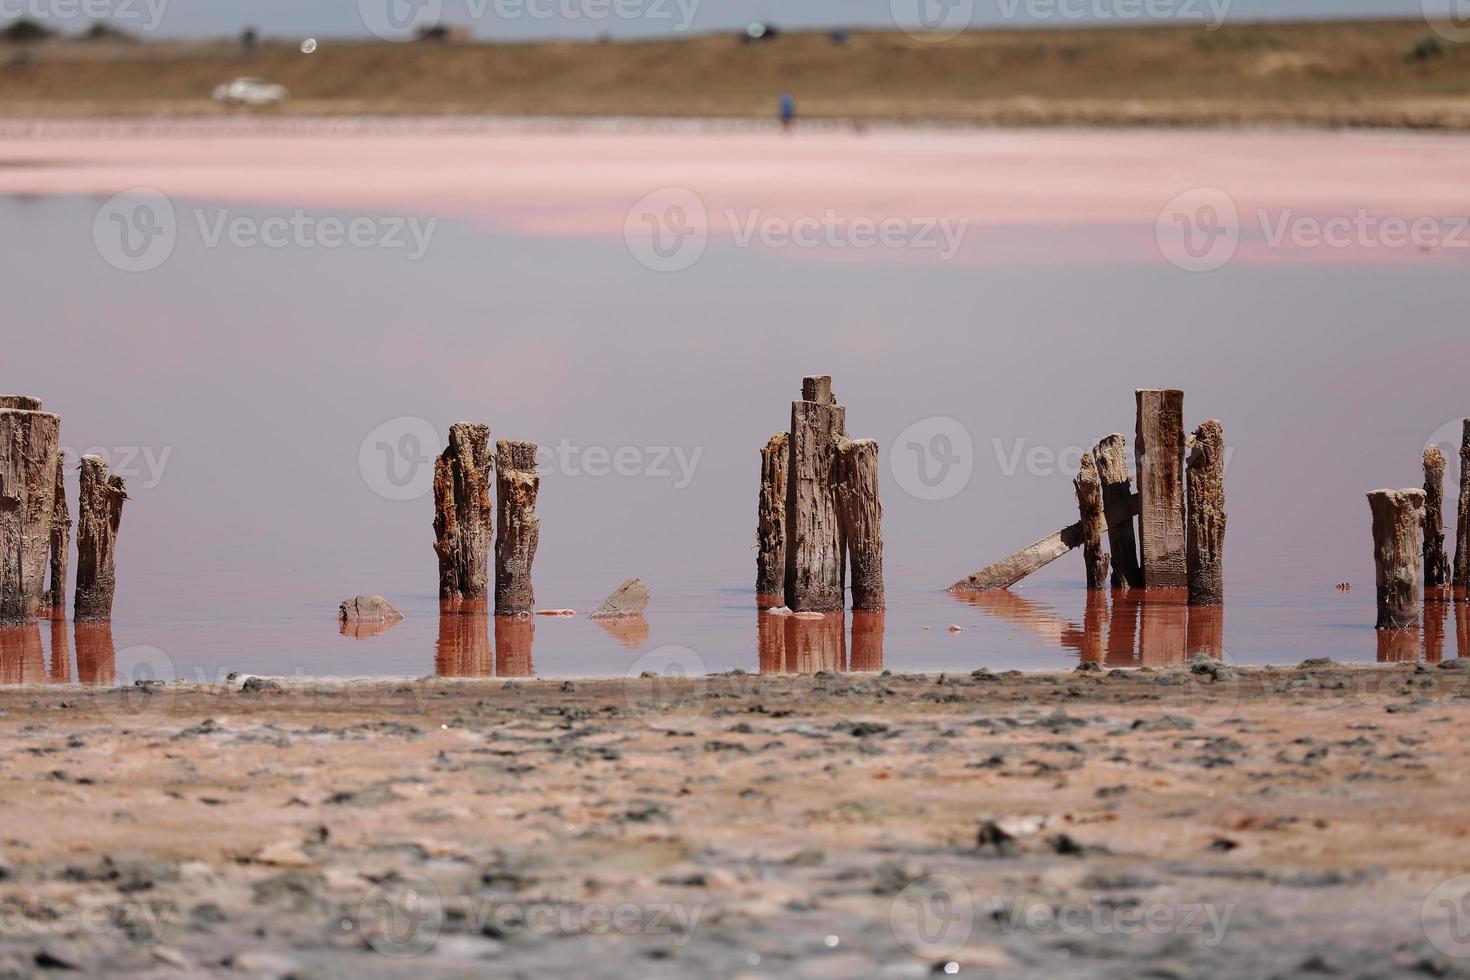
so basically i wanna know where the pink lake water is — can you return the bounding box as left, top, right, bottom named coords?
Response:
left=1, top=121, right=1468, bottom=684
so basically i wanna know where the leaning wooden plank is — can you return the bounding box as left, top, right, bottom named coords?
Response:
left=947, top=492, right=1140, bottom=592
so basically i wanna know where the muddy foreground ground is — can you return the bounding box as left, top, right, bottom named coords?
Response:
left=2, top=660, right=1470, bottom=978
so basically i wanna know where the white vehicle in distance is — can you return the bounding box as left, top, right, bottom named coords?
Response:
left=212, top=77, right=290, bottom=107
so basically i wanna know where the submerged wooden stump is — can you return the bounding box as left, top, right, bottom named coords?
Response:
left=44, top=450, right=70, bottom=616
left=1135, top=389, right=1187, bottom=589
left=756, top=433, right=788, bottom=599
left=74, top=454, right=127, bottom=621
left=1185, top=420, right=1227, bottom=606
left=1073, top=453, right=1109, bottom=590
left=1094, top=434, right=1143, bottom=589
left=1456, top=421, right=1470, bottom=590
left=494, top=439, right=540, bottom=616
left=1425, top=444, right=1451, bottom=589
left=836, top=438, right=884, bottom=610
left=947, top=492, right=1138, bottom=592
left=433, top=422, right=493, bottom=602
left=0, top=402, right=61, bottom=623
left=1367, top=488, right=1425, bottom=630
left=784, top=377, right=847, bottom=612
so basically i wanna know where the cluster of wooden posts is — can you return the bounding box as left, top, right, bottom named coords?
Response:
left=0, top=396, right=127, bottom=625
left=948, top=389, right=1227, bottom=605
left=756, top=377, right=884, bottom=612
left=432, top=422, right=541, bottom=615
left=1367, top=421, right=1470, bottom=630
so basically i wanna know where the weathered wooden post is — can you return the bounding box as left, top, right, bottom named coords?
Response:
left=0, top=399, right=61, bottom=623
left=756, top=433, right=788, bottom=600
left=433, top=422, right=493, bottom=602
left=494, top=439, right=540, bottom=616
left=1425, top=445, right=1451, bottom=589
left=44, top=451, right=70, bottom=616
left=1367, top=488, right=1425, bottom=629
left=1455, top=421, right=1470, bottom=589
left=74, top=455, right=126, bottom=621
left=1073, top=453, right=1109, bottom=590
left=1135, top=389, right=1187, bottom=589
left=1093, top=434, right=1143, bottom=589
left=836, top=438, right=884, bottom=610
left=1185, top=420, right=1227, bottom=605
left=784, top=377, right=847, bottom=612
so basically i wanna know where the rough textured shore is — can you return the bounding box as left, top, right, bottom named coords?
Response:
left=2, top=661, right=1470, bottom=977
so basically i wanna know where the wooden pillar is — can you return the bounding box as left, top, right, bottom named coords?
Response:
left=1455, top=421, right=1470, bottom=589
left=433, top=422, right=493, bottom=602
left=784, top=377, right=847, bottom=612
left=74, top=454, right=126, bottom=621
left=836, top=438, right=884, bottom=610
left=756, top=433, right=788, bottom=600
left=1073, top=453, right=1109, bottom=590
left=1134, top=389, right=1187, bottom=589
left=494, top=439, right=539, bottom=616
left=1185, top=420, right=1227, bottom=606
left=1367, top=488, right=1425, bottom=630
left=43, top=450, right=70, bottom=616
left=1093, top=434, right=1143, bottom=589
left=0, top=401, right=61, bottom=623
left=1425, top=445, right=1452, bottom=589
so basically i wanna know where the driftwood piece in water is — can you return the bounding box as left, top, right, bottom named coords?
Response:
left=1367, top=488, right=1425, bottom=630
left=1456, top=421, right=1470, bottom=589
left=756, top=433, right=788, bottom=599
left=591, top=578, right=650, bottom=619
left=44, top=450, right=70, bottom=616
left=0, top=404, right=61, bottom=623
left=1135, top=389, right=1187, bottom=588
left=1073, top=453, right=1109, bottom=590
left=1425, top=444, right=1451, bottom=589
left=836, top=438, right=884, bottom=610
left=433, top=422, right=493, bottom=601
left=494, top=439, right=540, bottom=616
left=74, top=454, right=126, bottom=621
left=1093, top=434, right=1143, bottom=589
left=947, top=492, right=1140, bottom=592
left=784, top=378, right=847, bottom=612
left=1185, top=420, right=1227, bottom=606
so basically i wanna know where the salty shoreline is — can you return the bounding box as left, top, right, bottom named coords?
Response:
left=3, top=662, right=1469, bottom=976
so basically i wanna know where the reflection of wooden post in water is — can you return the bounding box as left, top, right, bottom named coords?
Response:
left=433, top=422, right=493, bottom=602
left=784, top=612, right=846, bottom=673
left=0, top=400, right=61, bottom=623
left=593, top=615, right=649, bottom=650
left=1186, top=420, right=1226, bottom=606
left=1455, top=596, right=1470, bottom=661
left=785, top=377, right=847, bottom=612
left=44, top=450, right=70, bottom=616
left=494, top=615, right=534, bottom=677
left=1425, top=445, right=1452, bottom=589
left=954, top=589, right=1073, bottom=647
left=1424, top=594, right=1448, bottom=663
left=74, top=455, right=127, bottom=621
left=1376, top=628, right=1421, bottom=663
left=495, top=440, right=540, bottom=616
left=0, top=624, right=45, bottom=684
left=1077, top=592, right=1108, bottom=665
left=1136, top=589, right=1189, bottom=667
left=49, top=616, right=70, bottom=682
left=1094, top=434, right=1143, bottom=589
left=756, top=433, right=788, bottom=601
left=435, top=599, right=492, bottom=678
left=757, top=609, right=786, bottom=673
left=836, top=438, right=884, bottom=610
left=1135, top=389, right=1187, bottom=589
left=1074, top=453, right=1109, bottom=591
left=1185, top=604, right=1224, bottom=661
left=849, top=609, right=884, bottom=672
left=1367, top=489, right=1425, bottom=629
left=1106, top=590, right=1141, bottom=667
left=1456, top=421, right=1470, bottom=589
left=74, top=620, right=116, bottom=684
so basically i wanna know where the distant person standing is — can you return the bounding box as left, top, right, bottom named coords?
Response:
left=779, top=94, right=796, bottom=132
